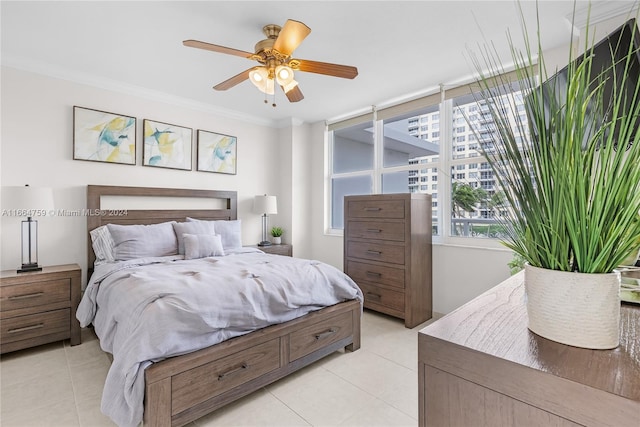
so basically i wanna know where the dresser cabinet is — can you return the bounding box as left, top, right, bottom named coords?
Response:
left=344, top=193, right=432, bottom=328
left=419, top=272, right=640, bottom=426
left=0, top=264, right=81, bottom=353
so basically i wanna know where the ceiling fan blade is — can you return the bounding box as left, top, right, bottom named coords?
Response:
left=283, top=85, right=304, bottom=102
left=213, top=68, right=253, bottom=91
left=183, top=39, right=253, bottom=59
left=273, top=20, right=311, bottom=56
left=293, top=59, right=358, bottom=79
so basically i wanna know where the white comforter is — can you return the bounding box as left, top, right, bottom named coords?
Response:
left=77, top=249, right=363, bottom=427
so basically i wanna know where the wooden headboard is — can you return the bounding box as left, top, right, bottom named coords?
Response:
left=87, top=185, right=237, bottom=274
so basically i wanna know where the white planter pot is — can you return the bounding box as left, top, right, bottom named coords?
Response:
left=271, top=236, right=281, bottom=245
left=524, top=264, right=620, bottom=349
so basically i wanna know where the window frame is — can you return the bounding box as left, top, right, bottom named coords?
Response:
left=325, top=71, right=528, bottom=250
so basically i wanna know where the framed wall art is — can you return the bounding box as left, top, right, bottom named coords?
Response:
left=73, top=106, right=136, bottom=165
left=143, top=119, right=193, bottom=170
left=197, top=130, right=237, bottom=175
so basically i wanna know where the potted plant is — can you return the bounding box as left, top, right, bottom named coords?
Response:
left=270, top=226, right=283, bottom=245
left=470, top=6, right=640, bottom=349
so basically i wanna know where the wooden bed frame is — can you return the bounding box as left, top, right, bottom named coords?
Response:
left=86, top=185, right=361, bottom=427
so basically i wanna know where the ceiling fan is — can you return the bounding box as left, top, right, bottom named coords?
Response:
left=183, top=19, right=358, bottom=104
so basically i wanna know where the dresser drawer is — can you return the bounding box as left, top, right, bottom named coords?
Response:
left=347, top=199, right=405, bottom=219
left=1, top=308, right=70, bottom=344
left=289, top=311, right=353, bottom=362
left=172, top=338, right=280, bottom=415
left=0, top=279, right=70, bottom=312
left=347, top=241, right=405, bottom=265
left=347, top=220, right=405, bottom=242
left=360, top=283, right=405, bottom=313
left=346, top=260, right=405, bottom=289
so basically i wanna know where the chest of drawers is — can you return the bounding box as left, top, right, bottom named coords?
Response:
left=344, top=194, right=432, bottom=327
left=0, top=264, right=81, bottom=353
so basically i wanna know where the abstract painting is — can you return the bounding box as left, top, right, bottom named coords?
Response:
left=73, top=106, right=136, bottom=165
left=143, top=119, right=192, bottom=170
left=197, top=130, right=237, bottom=174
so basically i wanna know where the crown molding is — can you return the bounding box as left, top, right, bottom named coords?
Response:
left=567, top=1, right=639, bottom=29
left=1, top=55, right=279, bottom=128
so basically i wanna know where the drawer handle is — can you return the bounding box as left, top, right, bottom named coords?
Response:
left=366, top=271, right=382, bottom=278
left=8, top=292, right=44, bottom=301
left=8, top=323, right=44, bottom=334
left=315, top=328, right=337, bottom=340
left=218, top=363, right=248, bottom=381
left=366, top=292, right=382, bottom=301
left=364, top=207, right=381, bottom=211
left=366, top=250, right=382, bottom=255
left=366, top=229, right=382, bottom=233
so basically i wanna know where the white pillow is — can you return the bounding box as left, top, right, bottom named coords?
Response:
left=183, top=233, right=225, bottom=259
left=107, top=221, right=178, bottom=261
left=186, top=218, right=242, bottom=250
left=173, top=221, right=215, bottom=255
left=90, top=225, right=115, bottom=264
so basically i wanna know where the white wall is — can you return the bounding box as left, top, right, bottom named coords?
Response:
left=0, top=67, right=285, bottom=282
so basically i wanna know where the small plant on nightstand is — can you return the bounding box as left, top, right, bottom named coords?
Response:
left=270, top=227, right=283, bottom=244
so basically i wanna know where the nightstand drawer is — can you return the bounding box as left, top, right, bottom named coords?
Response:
left=346, top=260, right=405, bottom=289
left=347, top=220, right=405, bottom=241
left=0, top=279, right=70, bottom=312
left=1, top=308, right=70, bottom=344
left=347, top=200, right=405, bottom=219
left=347, top=241, right=405, bottom=265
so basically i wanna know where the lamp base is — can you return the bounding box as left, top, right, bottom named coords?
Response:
left=18, top=263, right=42, bottom=273
left=258, top=241, right=272, bottom=247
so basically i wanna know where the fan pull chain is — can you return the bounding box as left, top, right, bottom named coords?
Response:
left=272, top=89, right=276, bottom=108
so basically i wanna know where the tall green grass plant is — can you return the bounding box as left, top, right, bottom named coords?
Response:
left=470, top=4, right=640, bottom=273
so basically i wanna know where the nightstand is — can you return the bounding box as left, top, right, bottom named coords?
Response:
left=249, top=244, right=293, bottom=257
left=0, top=264, right=81, bottom=354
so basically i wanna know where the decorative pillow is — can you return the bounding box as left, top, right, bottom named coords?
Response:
left=183, top=233, right=225, bottom=260
left=186, top=218, right=242, bottom=250
left=90, top=225, right=115, bottom=264
left=107, top=221, right=178, bottom=261
left=172, top=221, right=215, bottom=255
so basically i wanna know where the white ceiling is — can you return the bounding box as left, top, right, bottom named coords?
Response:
left=2, top=1, right=638, bottom=127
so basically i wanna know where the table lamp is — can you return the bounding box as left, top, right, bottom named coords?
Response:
left=3, top=185, right=55, bottom=273
left=253, top=194, right=277, bottom=247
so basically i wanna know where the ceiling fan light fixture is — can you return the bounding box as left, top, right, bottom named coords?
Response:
left=282, top=79, right=299, bottom=94
left=249, top=67, right=274, bottom=94
left=275, top=65, right=295, bottom=86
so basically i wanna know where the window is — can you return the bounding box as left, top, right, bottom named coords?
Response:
left=328, top=117, right=374, bottom=229
left=327, top=73, right=529, bottom=245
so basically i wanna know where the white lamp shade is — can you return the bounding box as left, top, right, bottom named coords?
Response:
left=2, top=186, right=54, bottom=213
left=249, top=67, right=275, bottom=95
left=275, top=65, right=295, bottom=86
left=281, top=79, right=299, bottom=94
left=253, top=195, right=277, bottom=215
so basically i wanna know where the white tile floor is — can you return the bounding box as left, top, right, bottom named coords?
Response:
left=0, top=310, right=436, bottom=427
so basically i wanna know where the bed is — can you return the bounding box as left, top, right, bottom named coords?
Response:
left=80, top=185, right=362, bottom=427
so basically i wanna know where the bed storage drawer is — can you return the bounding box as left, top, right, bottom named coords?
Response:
left=172, top=338, right=280, bottom=415
left=0, top=308, right=70, bottom=344
left=289, top=311, right=353, bottom=362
